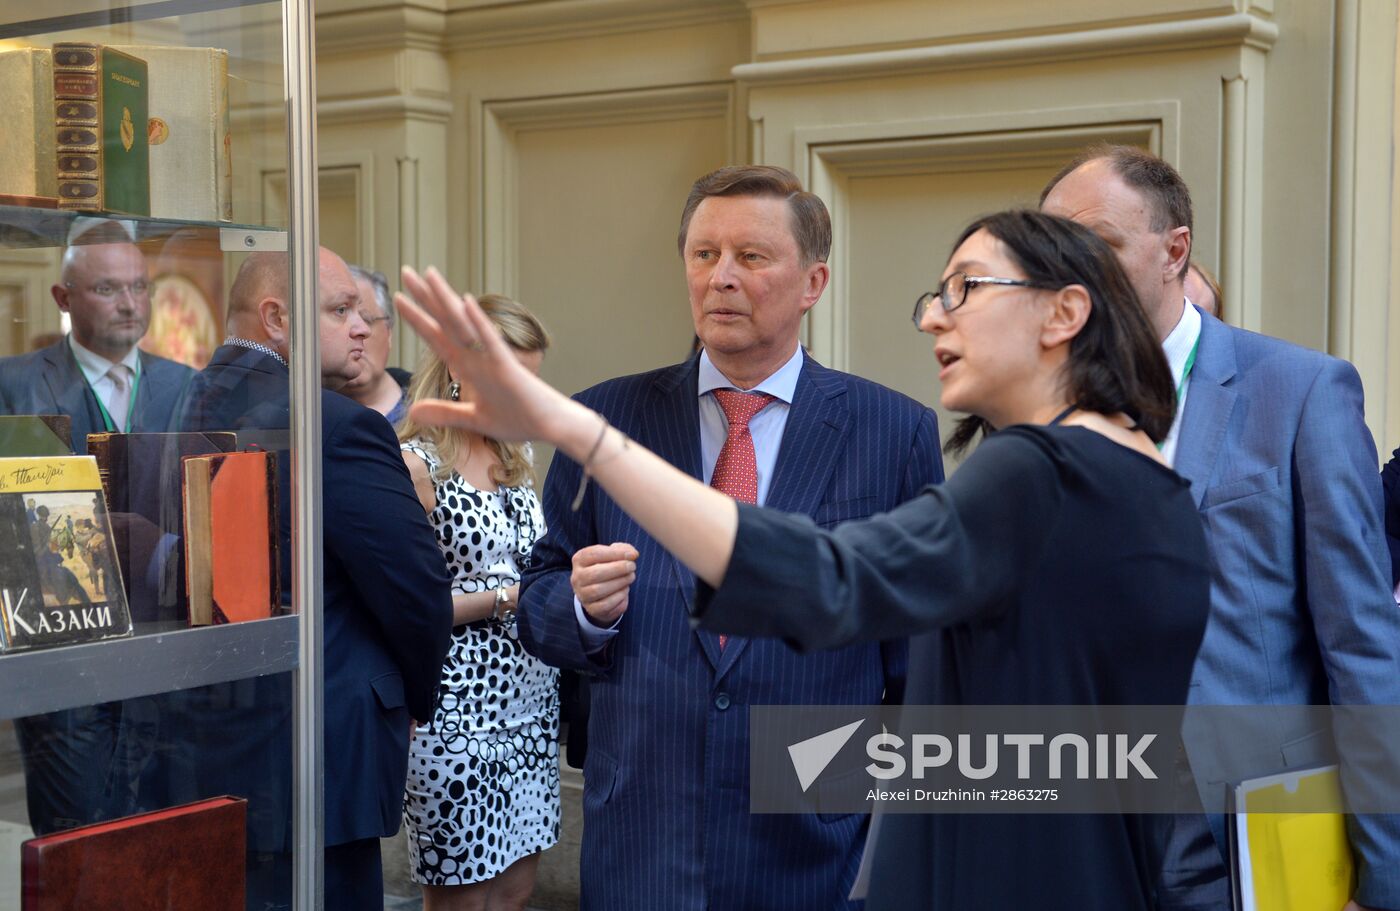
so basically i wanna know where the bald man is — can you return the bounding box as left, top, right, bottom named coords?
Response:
left=0, top=237, right=193, bottom=840
left=154, top=248, right=452, bottom=911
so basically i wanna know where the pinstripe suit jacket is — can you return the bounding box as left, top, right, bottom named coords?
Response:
left=519, top=353, right=943, bottom=911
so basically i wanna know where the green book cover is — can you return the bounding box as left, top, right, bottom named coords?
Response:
left=99, top=47, right=148, bottom=216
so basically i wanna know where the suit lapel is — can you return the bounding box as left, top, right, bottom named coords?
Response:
left=130, top=352, right=162, bottom=433
left=714, top=355, right=851, bottom=679
left=41, top=342, right=105, bottom=451
left=1173, top=310, right=1238, bottom=508
left=645, top=360, right=725, bottom=669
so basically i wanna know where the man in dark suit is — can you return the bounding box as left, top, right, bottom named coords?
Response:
left=518, top=166, right=943, bottom=911
left=0, top=238, right=192, bottom=452
left=164, top=248, right=452, bottom=910
left=3, top=235, right=193, bottom=836
left=1043, top=146, right=1400, bottom=911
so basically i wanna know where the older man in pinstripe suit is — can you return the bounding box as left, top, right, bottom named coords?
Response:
left=518, top=165, right=943, bottom=910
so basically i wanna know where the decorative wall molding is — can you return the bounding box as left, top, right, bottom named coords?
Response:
left=444, top=0, right=746, bottom=51
left=476, top=82, right=733, bottom=295
left=233, top=94, right=454, bottom=128
left=316, top=4, right=448, bottom=53
left=795, top=104, right=1173, bottom=369
left=733, top=13, right=1280, bottom=86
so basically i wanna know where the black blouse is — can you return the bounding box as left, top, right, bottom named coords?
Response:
left=696, top=424, right=1211, bottom=909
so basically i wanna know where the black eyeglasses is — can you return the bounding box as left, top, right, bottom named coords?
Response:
left=912, top=273, right=1062, bottom=326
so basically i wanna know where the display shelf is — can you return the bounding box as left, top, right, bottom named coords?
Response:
left=0, top=0, right=274, bottom=40
left=0, top=614, right=297, bottom=719
left=0, top=205, right=285, bottom=251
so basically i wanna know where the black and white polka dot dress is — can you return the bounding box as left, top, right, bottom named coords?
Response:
left=400, top=440, right=560, bottom=885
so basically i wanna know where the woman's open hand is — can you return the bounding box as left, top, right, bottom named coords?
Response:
left=395, top=265, right=572, bottom=444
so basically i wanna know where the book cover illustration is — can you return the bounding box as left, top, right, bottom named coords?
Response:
left=0, top=456, right=132, bottom=652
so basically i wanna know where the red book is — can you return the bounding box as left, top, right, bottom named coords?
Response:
left=22, top=796, right=246, bottom=911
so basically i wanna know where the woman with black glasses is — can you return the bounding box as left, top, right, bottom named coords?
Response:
left=395, top=209, right=1210, bottom=910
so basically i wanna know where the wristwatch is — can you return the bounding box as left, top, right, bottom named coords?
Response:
left=492, top=584, right=516, bottom=626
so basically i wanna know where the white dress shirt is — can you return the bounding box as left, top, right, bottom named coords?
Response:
left=69, top=335, right=141, bottom=432
left=1159, top=297, right=1202, bottom=467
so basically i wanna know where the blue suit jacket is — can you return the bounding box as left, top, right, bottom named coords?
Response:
left=1170, top=309, right=1400, bottom=907
left=0, top=338, right=192, bottom=450
left=161, top=344, right=453, bottom=849
left=518, top=354, right=943, bottom=911
left=3, top=339, right=192, bottom=835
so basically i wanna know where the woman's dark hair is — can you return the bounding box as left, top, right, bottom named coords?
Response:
left=944, top=209, right=1176, bottom=456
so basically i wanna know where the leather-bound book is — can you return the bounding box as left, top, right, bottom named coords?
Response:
left=52, top=43, right=149, bottom=215
left=111, top=47, right=232, bottom=222
left=0, top=48, right=57, bottom=202
left=21, top=796, right=246, bottom=911
left=86, top=431, right=236, bottom=622
left=182, top=449, right=279, bottom=625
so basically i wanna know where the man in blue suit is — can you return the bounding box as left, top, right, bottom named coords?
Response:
left=3, top=235, right=193, bottom=836
left=165, top=248, right=453, bottom=910
left=1044, top=146, right=1400, bottom=911
left=519, top=165, right=943, bottom=910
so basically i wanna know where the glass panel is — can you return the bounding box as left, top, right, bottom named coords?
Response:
left=0, top=1, right=301, bottom=908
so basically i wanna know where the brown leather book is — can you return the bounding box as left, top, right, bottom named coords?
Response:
left=183, top=449, right=279, bottom=625
left=21, top=796, right=246, bottom=910
left=87, top=431, right=237, bottom=624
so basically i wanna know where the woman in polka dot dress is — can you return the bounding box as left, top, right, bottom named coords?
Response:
left=397, top=295, right=560, bottom=911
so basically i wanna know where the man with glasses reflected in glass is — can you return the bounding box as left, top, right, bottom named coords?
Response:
left=0, top=223, right=192, bottom=841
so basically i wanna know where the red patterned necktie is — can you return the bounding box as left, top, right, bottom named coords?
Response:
left=710, top=388, right=774, bottom=648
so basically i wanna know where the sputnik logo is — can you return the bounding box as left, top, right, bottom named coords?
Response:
left=788, top=720, right=863, bottom=792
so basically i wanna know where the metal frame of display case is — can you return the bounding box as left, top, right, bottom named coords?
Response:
left=0, top=0, right=326, bottom=906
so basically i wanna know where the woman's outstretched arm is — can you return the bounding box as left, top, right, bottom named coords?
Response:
left=395, top=265, right=739, bottom=587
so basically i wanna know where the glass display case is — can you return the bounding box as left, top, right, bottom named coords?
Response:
left=0, top=0, right=324, bottom=907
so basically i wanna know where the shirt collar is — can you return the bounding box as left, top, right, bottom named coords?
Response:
left=68, top=334, right=140, bottom=384
left=224, top=336, right=289, bottom=369
left=1160, top=297, right=1202, bottom=388
left=697, top=345, right=804, bottom=404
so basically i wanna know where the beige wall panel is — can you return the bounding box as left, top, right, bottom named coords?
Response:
left=450, top=19, right=747, bottom=100
left=843, top=164, right=1069, bottom=464
left=510, top=115, right=729, bottom=400
left=752, top=0, right=1237, bottom=59
left=1256, top=0, right=1332, bottom=348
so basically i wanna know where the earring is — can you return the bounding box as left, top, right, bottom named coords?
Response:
left=448, top=381, right=461, bottom=402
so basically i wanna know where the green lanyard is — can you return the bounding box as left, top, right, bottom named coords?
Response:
left=86, top=359, right=142, bottom=433
left=1158, top=335, right=1200, bottom=451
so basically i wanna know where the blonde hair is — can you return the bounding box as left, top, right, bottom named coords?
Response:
left=398, top=294, right=550, bottom=488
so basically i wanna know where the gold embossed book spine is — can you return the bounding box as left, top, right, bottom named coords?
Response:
left=52, top=42, right=149, bottom=215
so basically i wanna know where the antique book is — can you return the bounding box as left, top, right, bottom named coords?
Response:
left=87, top=431, right=235, bottom=622
left=0, top=416, right=73, bottom=457
left=0, top=48, right=58, bottom=201
left=21, top=796, right=246, bottom=911
left=111, top=46, right=232, bottom=222
left=52, top=43, right=149, bottom=215
left=183, top=449, right=279, bottom=625
left=0, top=194, right=60, bottom=208
left=0, top=456, right=132, bottom=652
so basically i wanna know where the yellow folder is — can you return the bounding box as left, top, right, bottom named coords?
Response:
left=1233, top=765, right=1355, bottom=911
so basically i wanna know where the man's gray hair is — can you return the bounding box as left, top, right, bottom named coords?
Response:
left=348, top=264, right=393, bottom=328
